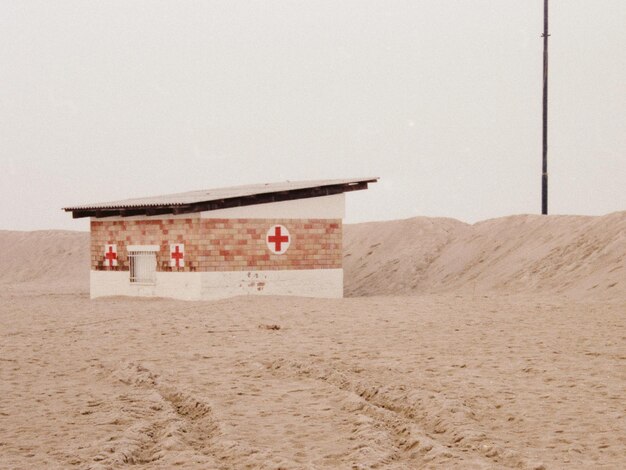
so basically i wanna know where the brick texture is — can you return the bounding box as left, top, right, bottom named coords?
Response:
left=90, top=217, right=342, bottom=272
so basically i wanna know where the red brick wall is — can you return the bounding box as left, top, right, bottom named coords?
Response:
left=90, top=217, right=342, bottom=272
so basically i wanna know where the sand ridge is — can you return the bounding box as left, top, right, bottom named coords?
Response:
left=1, top=211, right=624, bottom=300
left=344, top=211, right=626, bottom=299
left=0, top=230, right=89, bottom=294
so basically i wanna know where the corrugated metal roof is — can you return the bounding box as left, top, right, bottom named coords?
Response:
left=63, top=177, right=378, bottom=211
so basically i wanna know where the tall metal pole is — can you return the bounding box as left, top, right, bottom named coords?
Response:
left=542, top=0, right=549, bottom=215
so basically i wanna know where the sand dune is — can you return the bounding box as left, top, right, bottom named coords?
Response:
left=345, top=211, right=626, bottom=299
left=2, top=212, right=624, bottom=299
left=0, top=230, right=89, bottom=293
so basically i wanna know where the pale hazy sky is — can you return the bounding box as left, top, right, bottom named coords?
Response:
left=1, top=1, right=624, bottom=231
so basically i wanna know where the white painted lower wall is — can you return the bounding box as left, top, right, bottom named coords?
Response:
left=199, top=269, right=343, bottom=299
left=90, top=269, right=343, bottom=300
left=90, top=271, right=203, bottom=300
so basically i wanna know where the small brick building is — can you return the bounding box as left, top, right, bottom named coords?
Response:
left=64, top=178, right=377, bottom=300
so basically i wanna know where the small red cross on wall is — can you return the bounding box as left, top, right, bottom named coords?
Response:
left=170, top=244, right=185, bottom=268
left=104, top=244, right=117, bottom=267
left=266, top=225, right=290, bottom=254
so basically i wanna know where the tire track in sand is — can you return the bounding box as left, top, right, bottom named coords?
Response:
left=88, top=361, right=219, bottom=468
left=88, top=361, right=293, bottom=470
left=267, top=358, right=548, bottom=470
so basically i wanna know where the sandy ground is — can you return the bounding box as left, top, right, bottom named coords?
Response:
left=1, top=292, right=625, bottom=469
left=1, top=212, right=625, bottom=469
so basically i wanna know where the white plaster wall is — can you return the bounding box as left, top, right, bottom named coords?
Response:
left=90, top=271, right=202, bottom=300
left=200, top=194, right=345, bottom=219
left=200, top=269, right=343, bottom=299
left=90, top=269, right=343, bottom=300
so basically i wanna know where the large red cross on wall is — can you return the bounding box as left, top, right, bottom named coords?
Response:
left=104, top=244, right=117, bottom=267
left=266, top=225, right=290, bottom=254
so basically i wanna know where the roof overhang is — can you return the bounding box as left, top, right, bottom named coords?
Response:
left=63, top=178, right=378, bottom=219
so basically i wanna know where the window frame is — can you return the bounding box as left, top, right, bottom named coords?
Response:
left=127, top=245, right=159, bottom=285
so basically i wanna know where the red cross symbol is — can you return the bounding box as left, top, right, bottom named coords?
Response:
left=170, top=244, right=185, bottom=268
left=104, top=245, right=117, bottom=267
left=267, top=225, right=290, bottom=254
left=171, top=245, right=184, bottom=268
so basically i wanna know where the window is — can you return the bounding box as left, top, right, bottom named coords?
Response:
left=127, top=245, right=158, bottom=285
